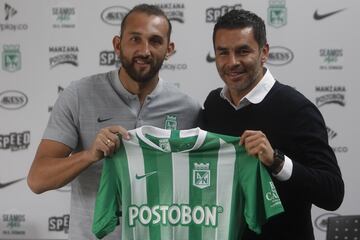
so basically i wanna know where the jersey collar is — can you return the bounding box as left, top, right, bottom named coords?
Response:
left=134, top=126, right=206, bottom=152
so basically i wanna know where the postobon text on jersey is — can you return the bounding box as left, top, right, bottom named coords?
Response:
left=128, top=204, right=224, bottom=227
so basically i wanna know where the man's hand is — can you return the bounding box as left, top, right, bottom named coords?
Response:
left=86, top=125, right=130, bottom=162
left=240, top=130, right=274, bottom=167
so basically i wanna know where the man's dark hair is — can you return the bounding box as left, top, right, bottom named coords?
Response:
left=213, top=9, right=267, bottom=48
left=120, top=4, right=172, bottom=41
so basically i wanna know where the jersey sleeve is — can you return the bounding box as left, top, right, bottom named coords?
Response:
left=92, top=157, right=121, bottom=239
left=239, top=152, right=284, bottom=234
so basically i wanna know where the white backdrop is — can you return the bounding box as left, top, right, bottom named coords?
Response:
left=1, top=0, right=359, bottom=239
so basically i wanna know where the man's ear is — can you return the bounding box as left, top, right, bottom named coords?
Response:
left=261, top=43, right=270, bottom=64
left=165, top=42, right=175, bottom=60
left=112, top=35, right=121, bottom=57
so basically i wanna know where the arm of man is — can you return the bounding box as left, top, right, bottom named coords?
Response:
left=27, top=126, right=128, bottom=194
left=27, top=140, right=91, bottom=194
left=240, top=104, right=344, bottom=211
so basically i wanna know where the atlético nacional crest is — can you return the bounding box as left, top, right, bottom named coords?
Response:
left=2, top=44, right=21, bottom=72
left=193, top=163, right=210, bottom=189
left=164, top=115, right=177, bottom=130
left=268, top=0, right=287, bottom=28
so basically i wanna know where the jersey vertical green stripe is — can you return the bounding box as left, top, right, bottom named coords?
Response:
left=125, top=138, right=150, bottom=239
left=228, top=145, right=244, bottom=240
left=141, top=147, right=160, bottom=239
left=119, top=141, right=133, bottom=240
left=215, top=139, right=237, bottom=240
left=201, top=139, right=219, bottom=240
left=157, top=152, right=173, bottom=239
left=172, top=152, right=190, bottom=239
left=188, top=136, right=220, bottom=240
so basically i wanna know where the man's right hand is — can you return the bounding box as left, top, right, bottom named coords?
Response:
left=27, top=125, right=130, bottom=194
left=86, top=125, right=130, bottom=162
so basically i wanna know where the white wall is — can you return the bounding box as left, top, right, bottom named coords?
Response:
left=1, top=0, right=358, bottom=239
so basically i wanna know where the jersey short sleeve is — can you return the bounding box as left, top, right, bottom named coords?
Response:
left=236, top=145, right=284, bottom=234
left=92, top=155, right=122, bottom=239
left=42, top=82, right=79, bottom=149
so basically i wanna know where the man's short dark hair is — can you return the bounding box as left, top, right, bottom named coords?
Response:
left=120, top=4, right=172, bottom=41
left=213, top=9, right=267, bottom=48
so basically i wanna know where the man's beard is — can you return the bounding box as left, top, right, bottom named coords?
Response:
left=119, top=51, right=164, bottom=83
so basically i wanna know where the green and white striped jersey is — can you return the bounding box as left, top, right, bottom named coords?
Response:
left=92, top=126, right=283, bottom=240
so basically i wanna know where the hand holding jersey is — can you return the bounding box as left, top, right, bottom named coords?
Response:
left=240, top=130, right=284, bottom=174
left=87, top=125, right=129, bottom=160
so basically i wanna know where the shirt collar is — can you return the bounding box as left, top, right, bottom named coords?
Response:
left=220, top=68, right=276, bottom=110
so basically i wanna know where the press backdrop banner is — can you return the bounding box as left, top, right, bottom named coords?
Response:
left=1, top=0, right=359, bottom=239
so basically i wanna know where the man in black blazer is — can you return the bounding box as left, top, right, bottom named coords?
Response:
left=200, top=9, right=344, bottom=240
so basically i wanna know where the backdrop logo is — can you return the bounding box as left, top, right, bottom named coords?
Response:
left=2, top=213, right=26, bottom=235
left=319, top=49, right=343, bottom=70
left=206, top=52, right=215, bottom=63
left=48, top=86, right=64, bottom=112
left=101, top=6, right=129, bottom=26
left=314, top=213, right=341, bottom=232
left=161, top=50, right=187, bottom=71
left=315, top=86, right=346, bottom=108
left=205, top=4, right=242, bottom=23
left=52, top=7, right=76, bottom=28
left=0, top=90, right=28, bottom=110
left=99, top=50, right=120, bottom=67
left=2, top=44, right=21, bottom=72
left=268, top=0, right=287, bottom=28
left=0, top=131, right=30, bottom=151
left=155, top=3, right=185, bottom=23
left=325, top=125, right=348, bottom=154
left=313, top=8, right=346, bottom=21
left=49, top=46, right=79, bottom=68
left=267, top=46, right=293, bottom=66
left=0, top=3, right=28, bottom=31
left=48, top=214, right=70, bottom=233
left=327, top=126, right=337, bottom=140
left=4, top=3, right=17, bottom=20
